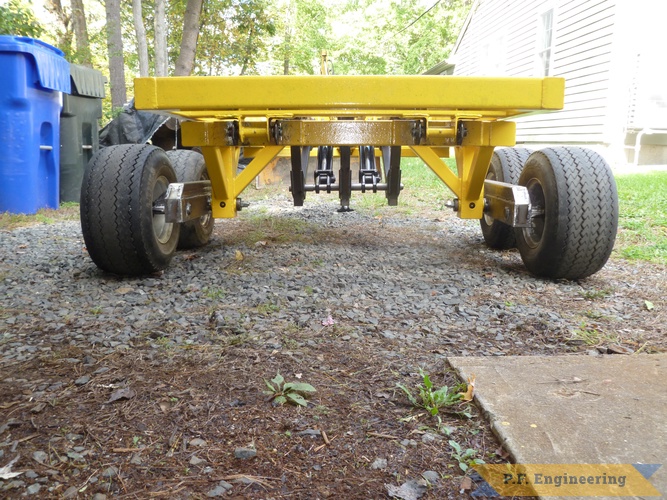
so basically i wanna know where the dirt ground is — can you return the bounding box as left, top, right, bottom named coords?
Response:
left=1, top=198, right=665, bottom=499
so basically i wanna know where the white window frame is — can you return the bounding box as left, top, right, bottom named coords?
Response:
left=536, top=5, right=556, bottom=76
left=479, top=31, right=507, bottom=76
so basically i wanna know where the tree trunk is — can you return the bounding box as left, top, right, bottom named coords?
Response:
left=154, top=0, right=168, bottom=76
left=70, top=0, right=90, bottom=66
left=283, top=32, right=290, bottom=75
left=105, top=0, right=127, bottom=109
left=132, top=0, right=149, bottom=76
left=239, top=23, right=255, bottom=76
left=174, top=0, right=203, bottom=76
left=46, top=0, right=73, bottom=57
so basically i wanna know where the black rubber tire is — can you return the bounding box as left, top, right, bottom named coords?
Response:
left=80, top=144, right=180, bottom=276
left=166, top=149, right=214, bottom=249
left=480, top=147, right=533, bottom=249
left=515, top=147, right=618, bottom=280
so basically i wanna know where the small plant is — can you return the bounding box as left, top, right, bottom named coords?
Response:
left=155, top=336, right=174, bottom=350
left=264, top=372, right=316, bottom=407
left=449, top=439, right=485, bottom=472
left=204, top=287, right=225, bottom=300
left=579, top=287, right=613, bottom=300
left=257, top=302, right=280, bottom=314
left=396, top=369, right=464, bottom=416
left=570, top=322, right=617, bottom=346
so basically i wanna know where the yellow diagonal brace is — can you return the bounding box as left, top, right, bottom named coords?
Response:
left=200, top=146, right=283, bottom=218
left=235, top=146, right=283, bottom=194
left=411, top=146, right=460, bottom=197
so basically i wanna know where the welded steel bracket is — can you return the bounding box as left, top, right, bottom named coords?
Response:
left=483, top=179, right=531, bottom=227
left=162, top=180, right=212, bottom=223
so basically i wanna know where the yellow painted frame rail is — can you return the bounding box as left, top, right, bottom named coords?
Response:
left=134, top=75, right=565, bottom=219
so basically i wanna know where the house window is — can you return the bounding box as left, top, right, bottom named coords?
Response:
left=537, top=8, right=554, bottom=76
left=479, top=32, right=506, bottom=75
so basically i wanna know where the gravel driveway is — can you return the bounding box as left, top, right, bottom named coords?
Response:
left=1, top=194, right=664, bottom=498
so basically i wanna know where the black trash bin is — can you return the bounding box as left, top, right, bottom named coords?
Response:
left=59, top=64, right=105, bottom=203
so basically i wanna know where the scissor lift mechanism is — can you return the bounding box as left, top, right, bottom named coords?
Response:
left=80, top=76, right=618, bottom=279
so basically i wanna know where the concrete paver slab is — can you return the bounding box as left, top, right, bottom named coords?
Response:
left=448, top=354, right=666, bottom=499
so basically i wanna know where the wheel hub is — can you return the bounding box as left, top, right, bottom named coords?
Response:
left=522, top=178, right=546, bottom=249
left=153, top=175, right=174, bottom=244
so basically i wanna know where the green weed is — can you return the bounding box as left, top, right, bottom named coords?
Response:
left=264, top=372, right=316, bottom=407
left=448, top=439, right=485, bottom=472
left=396, top=369, right=465, bottom=416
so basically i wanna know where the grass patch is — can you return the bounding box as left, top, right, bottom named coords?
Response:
left=229, top=215, right=320, bottom=246
left=614, top=170, right=667, bottom=264
left=570, top=322, right=618, bottom=346
left=579, top=287, right=614, bottom=300
left=0, top=203, right=80, bottom=230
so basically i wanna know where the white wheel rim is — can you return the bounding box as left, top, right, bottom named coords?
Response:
left=153, top=175, right=173, bottom=244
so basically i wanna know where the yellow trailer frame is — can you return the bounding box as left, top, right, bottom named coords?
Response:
left=134, top=75, right=565, bottom=220
left=80, top=74, right=618, bottom=280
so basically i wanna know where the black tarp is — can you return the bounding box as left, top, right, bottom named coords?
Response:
left=99, top=99, right=172, bottom=147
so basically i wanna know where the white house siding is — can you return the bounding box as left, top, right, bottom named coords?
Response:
left=452, top=0, right=617, bottom=145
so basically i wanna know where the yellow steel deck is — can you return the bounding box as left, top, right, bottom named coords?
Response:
left=134, top=75, right=565, bottom=219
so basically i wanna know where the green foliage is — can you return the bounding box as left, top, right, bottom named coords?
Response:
left=448, top=439, right=485, bottom=472
left=194, top=0, right=275, bottom=76
left=614, top=171, right=667, bottom=264
left=396, top=369, right=464, bottom=416
left=264, top=372, right=316, bottom=407
left=0, top=0, right=44, bottom=37
left=268, top=0, right=330, bottom=75
left=331, top=0, right=471, bottom=75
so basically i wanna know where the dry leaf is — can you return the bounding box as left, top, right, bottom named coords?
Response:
left=30, top=403, right=46, bottom=413
left=108, top=387, right=136, bottom=403
left=321, top=315, right=335, bottom=326
left=386, top=480, right=427, bottom=500
left=0, top=455, right=22, bottom=480
left=459, top=374, right=476, bottom=401
left=460, top=476, right=473, bottom=492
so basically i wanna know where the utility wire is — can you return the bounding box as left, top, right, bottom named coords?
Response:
left=395, top=0, right=443, bottom=36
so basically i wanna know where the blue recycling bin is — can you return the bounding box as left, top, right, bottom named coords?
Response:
left=0, top=36, right=70, bottom=214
